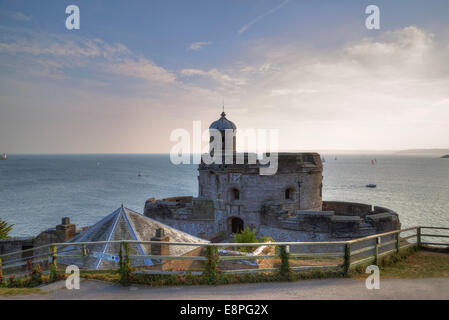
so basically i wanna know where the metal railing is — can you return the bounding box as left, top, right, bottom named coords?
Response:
left=0, top=226, right=448, bottom=279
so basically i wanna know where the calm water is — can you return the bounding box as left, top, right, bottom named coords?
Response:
left=0, top=154, right=448, bottom=237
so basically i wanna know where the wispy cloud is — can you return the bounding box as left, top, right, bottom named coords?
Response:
left=180, top=68, right=246, bottom=87
left=106, top=58, right=176, bottom=83
left=188, top=41, right=211, bottom=51
left=238, top=0, right=289, bottom=35
left=0, top=32, right=178, bottom=84
left=11, top=11, right=31, bottom=21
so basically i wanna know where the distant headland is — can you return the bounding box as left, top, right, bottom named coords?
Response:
left=396, top=149, right=449, bottom=156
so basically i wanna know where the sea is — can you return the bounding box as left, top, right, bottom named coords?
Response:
left=0, top=154, right=448, bottom=237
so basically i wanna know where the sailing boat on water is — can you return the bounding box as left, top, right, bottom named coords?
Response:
left=0, top=153, right=6, bottom=160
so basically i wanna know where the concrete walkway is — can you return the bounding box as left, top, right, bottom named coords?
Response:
left=2, top=277, right=449, bottom=300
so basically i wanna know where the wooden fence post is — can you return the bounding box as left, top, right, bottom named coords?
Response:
left=395, top=232, right=400, bottom=253
left=374, top=237, right=380, bottom=265
left=0, top=257, right=3, bottom=281
left=82, top=244, right=87, bottom=257
left=344, top=243, right=351, bottom=275
left=417, top=227, right=421, bottom=248
left=51, top=245, right=57, bottom=269
left=278, top=245, right=290, bottom=280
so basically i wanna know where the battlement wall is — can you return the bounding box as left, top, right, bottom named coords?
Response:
left=261, top=201, right=400, bottom=239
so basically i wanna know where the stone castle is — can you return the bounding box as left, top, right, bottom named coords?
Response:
left=0, top=112, right=401, bottom=260
left=144, top=112, right=401, bottom=242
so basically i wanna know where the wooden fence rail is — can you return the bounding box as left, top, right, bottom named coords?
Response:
left=0, top=226, right=448, bottom=277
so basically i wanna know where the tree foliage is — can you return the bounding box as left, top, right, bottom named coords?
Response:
left=0, top=219, right=13, bottom=239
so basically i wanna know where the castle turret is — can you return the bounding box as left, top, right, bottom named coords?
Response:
left=208, top=111, right=236, bottom=158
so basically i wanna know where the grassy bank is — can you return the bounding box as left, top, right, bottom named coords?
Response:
left=352, top=248, right=449, bottom=279
left=0, top=287, right=43, bottom=296
left=80, top=268, right=345, bottom=287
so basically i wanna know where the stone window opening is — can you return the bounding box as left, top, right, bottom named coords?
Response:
left=285, top=187, right=295, bottom=200
left=230, top=188, right=240, bottom=201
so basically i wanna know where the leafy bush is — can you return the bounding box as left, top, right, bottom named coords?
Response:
left=29, top=263, right=43, bottom=287
left=258, top=235, right=274, bottom=243
left=7, top=275, right=16, bottom=288
left=0, top=219, right=13, bottom=239
left=234, top=227, right=258, bottom=252
left=49, top=264, right=58, bottom=283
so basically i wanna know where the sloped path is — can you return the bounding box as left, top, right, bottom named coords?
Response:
left=2, top=277, right=448, bottom=300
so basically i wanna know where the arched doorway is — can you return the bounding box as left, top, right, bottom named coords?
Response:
left=229, top=217, right=244, bottom=233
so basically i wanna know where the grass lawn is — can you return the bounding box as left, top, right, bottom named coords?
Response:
left=352, top=249, right=449, bottom=279
left=0, top=287, right=44, bottom=296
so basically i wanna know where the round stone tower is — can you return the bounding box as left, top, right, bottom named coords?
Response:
left=198, top=112, right=324, bottom=235
left=208, top=111, right=236, bottom=157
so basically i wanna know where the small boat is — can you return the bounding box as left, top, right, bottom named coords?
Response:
left=138, top=171, right=142, bottom=177
left=0, top=153, right=6, bottom=160
left=366, top=184, right=376, bottom=188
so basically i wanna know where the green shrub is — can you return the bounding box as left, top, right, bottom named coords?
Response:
left=7, top=275, right=16, bottom=288
left=234, top=227, right=258, bottom=252
left=29, top=263, right=43, bottom=287
left=258, top=235, right=275, bottom=243
left=49, top=264, right=57, bottom=283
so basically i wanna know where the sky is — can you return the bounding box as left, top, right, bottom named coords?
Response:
left=0, top=0, right=448, bottom=153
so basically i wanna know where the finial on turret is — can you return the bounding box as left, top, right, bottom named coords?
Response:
left=221, top=99, right=225, bottom=117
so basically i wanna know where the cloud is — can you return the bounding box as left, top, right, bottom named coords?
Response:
left=270, top=89, right=318, bottom=96
left=11, top=12, right=30, bottom=21
left=0, top=32, right=177, bottom=85
left=188, top=41, right=211, bottom=51
left=1, top=25, right=448, bottom=152
left=238, top=0, right=289, bottom=35
left=106, top=58, right=176, bottom=83
left=180, top=68, right=246, bottom=87
left=0, top=35, right=131, bottom=62
left=179, top=26, right=449, bottom=149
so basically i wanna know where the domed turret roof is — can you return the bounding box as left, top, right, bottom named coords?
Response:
left=209, top=112, right=237, bottom=130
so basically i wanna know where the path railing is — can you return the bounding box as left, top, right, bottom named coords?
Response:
left=0, top=226, right=448, bottom=279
